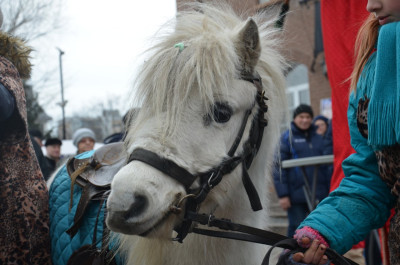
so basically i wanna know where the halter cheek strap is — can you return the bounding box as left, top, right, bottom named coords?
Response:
left=128, top=148, right=196, bottom=191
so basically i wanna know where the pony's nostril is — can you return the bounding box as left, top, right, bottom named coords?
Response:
left=123, top=194, right=148, bottom=220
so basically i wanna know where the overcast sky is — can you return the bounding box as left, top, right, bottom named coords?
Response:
left=31, top=0, right=177, bottom=122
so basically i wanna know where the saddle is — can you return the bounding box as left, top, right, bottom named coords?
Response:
left=65, top=142, right=127, bottom=265
left=66, top=142, right=127, bottom=237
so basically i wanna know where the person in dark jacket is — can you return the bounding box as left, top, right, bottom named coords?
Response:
left=44, top=137, right=62, bottom=175
left=103, top=108, right=140, bottom=144
left=273, top=104, right=331, bottom=237
left=29, top=128, right=44, bottom=147
left=313, top=115, right=334, bottom=176
left=29, top=129, right=53, bottom=180
left=313, top=115, right=329, bottom=138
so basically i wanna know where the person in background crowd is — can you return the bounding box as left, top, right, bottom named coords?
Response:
left=103, top=131, right=124, bottom=144
left=30, top=128, right=44, bottom=146
left=72, top=128, right=96, bottom=154
left=292, top=0, right=400, bottom=264
left=313, top=115, right=329, bottom=138
left=0, top=8, right=52, bottom=264
left=313, top=115, right=333, bottom=158
left=45, top=137, right=62, bottom=174
left=103, top=108, right=140, bottom=144
left=29, top=129, right=52, bottom=180
left=273, top=104, right=331, bottom=237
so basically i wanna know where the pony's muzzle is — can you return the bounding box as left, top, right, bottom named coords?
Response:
left=108, top=193, right=148, bottom=219
left=106, top=193, right=150, bottom=233
left=123, top=194, right=148, bottom=219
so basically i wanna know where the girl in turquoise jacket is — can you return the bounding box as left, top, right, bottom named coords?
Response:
left=291, top=0, right=400, bottom=264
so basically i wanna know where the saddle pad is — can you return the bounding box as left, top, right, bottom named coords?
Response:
left=49, top=151, right=123, bottom=265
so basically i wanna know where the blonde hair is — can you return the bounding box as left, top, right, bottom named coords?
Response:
left=350, top=14, right=380, bottom=92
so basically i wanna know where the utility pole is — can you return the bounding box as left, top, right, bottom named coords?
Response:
left=57, top=47, right=67, bottom=139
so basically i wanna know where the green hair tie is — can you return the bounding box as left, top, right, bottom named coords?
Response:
left=174, top=42, right=185, bottom=52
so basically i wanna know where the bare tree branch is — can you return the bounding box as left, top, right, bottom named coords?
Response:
left=0, top=0, right=64, bottom=41
left=0, top=0, right=65, bottom=130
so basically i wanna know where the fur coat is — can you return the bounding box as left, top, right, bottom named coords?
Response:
left=0, top=32, right=52, bottom=264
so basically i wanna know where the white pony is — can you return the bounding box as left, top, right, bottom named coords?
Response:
left=106, top=3, right=287, bottom=265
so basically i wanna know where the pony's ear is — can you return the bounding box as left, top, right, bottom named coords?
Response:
left=236, top=18, right=260, bottom=76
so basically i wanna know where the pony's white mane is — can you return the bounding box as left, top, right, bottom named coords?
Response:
left=116, top=2, right=287, bottom=265
left=126, top=1, right=286, bottom=142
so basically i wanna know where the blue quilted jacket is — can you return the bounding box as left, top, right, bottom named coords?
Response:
left=49, top=151, right=123, bottom=265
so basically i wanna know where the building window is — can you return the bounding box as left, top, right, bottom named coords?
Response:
left=286, top=64, right=310, bottom=118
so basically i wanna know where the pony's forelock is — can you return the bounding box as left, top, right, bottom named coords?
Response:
left=126, top=2, right=285, bottom=143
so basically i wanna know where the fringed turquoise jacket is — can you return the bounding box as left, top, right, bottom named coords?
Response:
left=298, top=23, right=399, bottom=254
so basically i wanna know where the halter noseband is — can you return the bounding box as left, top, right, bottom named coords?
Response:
left=127, top=73, right=269, bottom=242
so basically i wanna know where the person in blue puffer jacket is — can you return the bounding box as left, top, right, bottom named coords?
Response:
left=273, top=104, right=332, bottom=237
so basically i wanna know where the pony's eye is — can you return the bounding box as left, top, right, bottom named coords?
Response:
left=213, top=102, right=232, bottom=123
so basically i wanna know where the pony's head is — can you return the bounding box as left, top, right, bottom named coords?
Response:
left=106, top=2, right=286, bottom=239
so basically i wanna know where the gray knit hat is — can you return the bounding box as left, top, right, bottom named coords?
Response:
left=72, top=128, right=96, bottom=146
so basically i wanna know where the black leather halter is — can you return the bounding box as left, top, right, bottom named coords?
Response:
left=124, top=76, right=359, bottom=265
left=127, top=73, right=269, bottom=242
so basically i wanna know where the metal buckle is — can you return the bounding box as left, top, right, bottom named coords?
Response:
left=170, top=193, right=196, bottom=214
left=207, top=214, right=215, bottom=226
left=207, top=172, right=215, bottom=188
left=207, top=171, right=221, bottom=188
